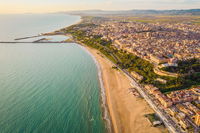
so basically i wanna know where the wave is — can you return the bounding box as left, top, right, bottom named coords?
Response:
left=77, top=44, right=112, bottom=133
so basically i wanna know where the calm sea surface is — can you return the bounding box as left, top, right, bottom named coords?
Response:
left=0, top=14, right=106, bottom=133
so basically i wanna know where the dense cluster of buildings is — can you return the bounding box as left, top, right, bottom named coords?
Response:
left=145, top=85, right=200, bottom=130
left=167, top=89, right=199, bottom=104
left=145, top=85, right=173, bottom=108
left=71, top=17, right=200, bottom=132
left=89, top=21, right=200, bottom=64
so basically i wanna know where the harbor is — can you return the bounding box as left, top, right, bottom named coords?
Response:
left=0, top=34, right=74, bottom=44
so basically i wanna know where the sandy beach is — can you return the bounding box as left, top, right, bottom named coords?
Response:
left=83, top=45, right=163, bottom=133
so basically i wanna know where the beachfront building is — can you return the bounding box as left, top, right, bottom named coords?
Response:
left=156, top=94, right=173, bottom=108
left=145, top=85, right=159, bottom=95
left=145, top=85, right=173, bottom=108
left=131, top=71, right=143, bottom=81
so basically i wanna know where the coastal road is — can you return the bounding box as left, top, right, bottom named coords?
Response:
left=74, top=41, right=183, bottom=133
left=130, top=80, right=182, bottom=133
left=122, top=69, right=182, bottom=133
left=101, top=54, right=183, bottom=133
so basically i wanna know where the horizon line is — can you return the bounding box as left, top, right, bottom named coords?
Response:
left=1, top=8, right=200, bottom=15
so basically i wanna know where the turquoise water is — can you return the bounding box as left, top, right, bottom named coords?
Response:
left=0, top=14, right=107, bottom=133
left=0, top=14, right=80, bottom=41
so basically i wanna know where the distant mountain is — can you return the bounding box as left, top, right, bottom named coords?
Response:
left=128, top=9, right=200, bottom=15
left=66, top=10, right=119, bottom=15
left=66, top=9, right=200, bottom=15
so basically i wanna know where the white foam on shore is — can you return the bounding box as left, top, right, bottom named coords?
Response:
left=77, top=44, right=112, bottom=133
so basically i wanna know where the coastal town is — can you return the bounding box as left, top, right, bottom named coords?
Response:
left=84, top=18, right=200, bottom=63
left=61, top=16, right=200, bottom=133
left=2, top=0, right=200, bottom=132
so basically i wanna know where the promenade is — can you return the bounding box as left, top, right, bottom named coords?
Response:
left=99, top=52, right=184, bottom=133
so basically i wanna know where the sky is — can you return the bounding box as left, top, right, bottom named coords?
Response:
left=0, top=0, right=200, bottom=13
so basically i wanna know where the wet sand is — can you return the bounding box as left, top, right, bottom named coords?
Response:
left=84, top=46, right=162, bottom=133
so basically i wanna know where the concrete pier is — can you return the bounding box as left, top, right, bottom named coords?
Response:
left=14, top=35, right=41, bottom=40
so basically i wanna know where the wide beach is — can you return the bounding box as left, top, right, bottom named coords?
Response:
left=82, top=45, right=162, bottom=133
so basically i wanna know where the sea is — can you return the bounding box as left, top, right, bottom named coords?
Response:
left=0, top=14, right=107, bottom=133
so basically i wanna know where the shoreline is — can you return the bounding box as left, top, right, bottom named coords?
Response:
left=77, top=44, right=113, bottom=133
left=43, top=15, right=164, bottom=133
left=75, top=43, right=162, bottom=133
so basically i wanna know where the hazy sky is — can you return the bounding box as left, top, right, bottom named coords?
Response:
left=0, top=0, right=200, bottom=13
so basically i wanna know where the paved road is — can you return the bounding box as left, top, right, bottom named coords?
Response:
left=76, top=41, right=186, bottom=133
left=103, top=57, right=183, bottom=133
left=122, top=69, right=182, bottom=133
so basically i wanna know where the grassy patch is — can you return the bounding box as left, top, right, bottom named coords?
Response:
left=145, top=113, right=161, bottom=123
